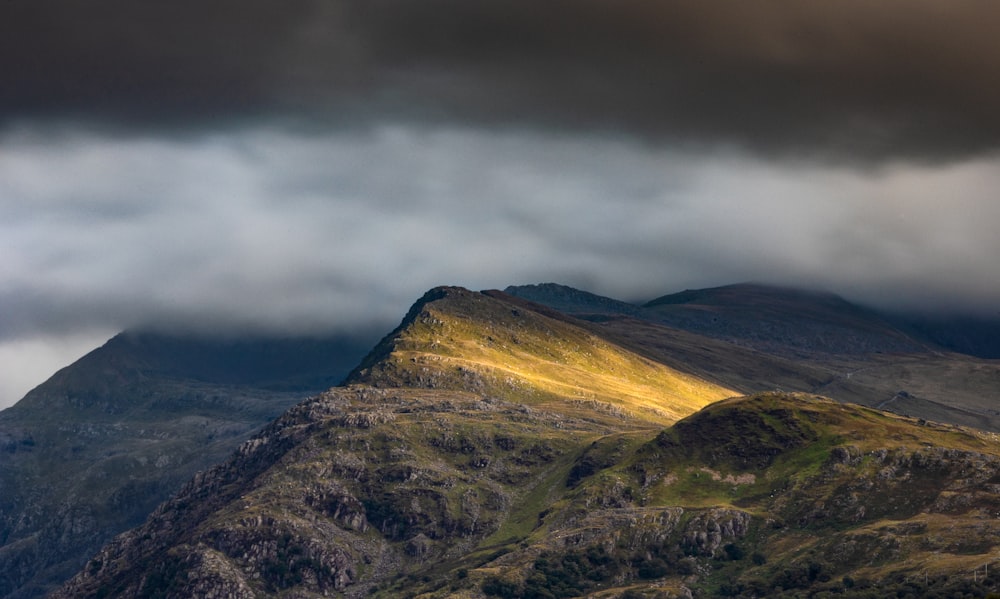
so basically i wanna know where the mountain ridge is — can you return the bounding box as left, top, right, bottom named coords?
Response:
left=508, top=282, right=931, bottom=358
left=507, top=282, right=1000, bottom=432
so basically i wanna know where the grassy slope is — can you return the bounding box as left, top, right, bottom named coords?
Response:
left=461, top=393, right=1000, bottom=599
left=349, top=287, right=736, bottom=426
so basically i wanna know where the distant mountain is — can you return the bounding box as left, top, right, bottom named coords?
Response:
left=509, top=282, right=1000, bottom=432
left=508, top=282, right=930, bottom=358
left=508, top=280, right=1000, bottom=360
left=0, top=330, right=376, bottom=599
left=50, top=288, right=1000, bottom=598
left=887, top=312, right=1000, bottom=359
left=502, top=282, right=645, bottom=319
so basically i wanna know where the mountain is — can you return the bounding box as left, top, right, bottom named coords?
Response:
left=887, top=312, right=1000, bottom=359
left=507, top=283, right=1000, bottom=433
left=641, top=283, right=930, bottom=357
left=498, top=283, right=646, bottom=319
left=52, top=287, right=1000, bottom=598
left=508, top=282, right=929, bottom=357
left=0, top=330, right=376, bottom=599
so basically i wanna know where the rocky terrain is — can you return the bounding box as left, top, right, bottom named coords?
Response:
left=50, top=287, right=1000, bottom=598
left=51, top=388, right=1000, bottom=598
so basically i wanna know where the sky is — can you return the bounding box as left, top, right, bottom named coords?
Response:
left=3, top=0, right=1000, bottom=407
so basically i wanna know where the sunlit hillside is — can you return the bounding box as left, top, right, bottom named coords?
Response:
left=348, top=287, right=736, bottom=426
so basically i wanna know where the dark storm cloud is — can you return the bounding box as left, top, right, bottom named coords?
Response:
left=4, top=0, right=1000, bottom=161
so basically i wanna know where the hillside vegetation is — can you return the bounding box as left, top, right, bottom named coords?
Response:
left=52, top=390, right=1000, bottom=599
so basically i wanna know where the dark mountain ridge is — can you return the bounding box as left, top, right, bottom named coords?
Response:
left=507, top=281, right=1000, bottom=359
left=509, top=282, right=931, bottom=358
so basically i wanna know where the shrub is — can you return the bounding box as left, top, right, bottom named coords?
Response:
left=482, top=576, right=520, bottom=598
left=723, top=543, right=745, bottom=561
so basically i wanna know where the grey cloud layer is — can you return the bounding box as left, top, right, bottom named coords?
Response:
left=4, top=126, right=1000, bottom=344
left=4, top=0, right=1000, bottom=161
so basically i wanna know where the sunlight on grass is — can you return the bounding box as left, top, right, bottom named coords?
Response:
left=378, top=297, right=737, bottom=426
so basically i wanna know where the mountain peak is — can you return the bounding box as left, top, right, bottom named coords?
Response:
left=27, top=282, right=1000, bottom=599
left=346, top=285, right=735, bottom=425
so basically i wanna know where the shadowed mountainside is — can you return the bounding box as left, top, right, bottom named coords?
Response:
left=507, top=283, right=1000, bottom=433
left=0, top=330, right=377, bottom=599
left=507, top=282, right=930, bottom=358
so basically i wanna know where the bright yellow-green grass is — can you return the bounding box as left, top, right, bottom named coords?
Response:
left=386, top=297, right=737, bottom=426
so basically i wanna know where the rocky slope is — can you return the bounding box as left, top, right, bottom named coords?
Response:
left=52, top=288, right=1000, bottom=598
left=0, top=331, right=375, bottom=599
left=51, top=390, right=1000, bottom=598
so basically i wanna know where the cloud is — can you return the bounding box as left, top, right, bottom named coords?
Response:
left=4, top=124, right=1000, bottom=330
left=3, top=0, right=1000, bottom=162
left=3, top=122, right=1000, bottom=405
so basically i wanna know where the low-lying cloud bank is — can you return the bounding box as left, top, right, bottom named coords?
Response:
left=3, top=124, right=1000, bottom=406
